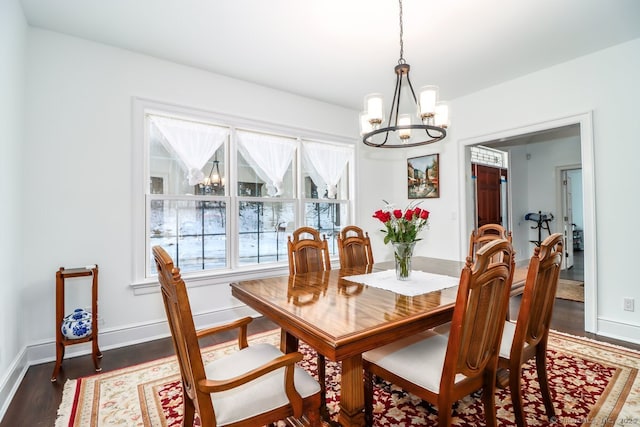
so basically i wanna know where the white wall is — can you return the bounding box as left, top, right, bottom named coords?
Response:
left=21, top=29, right=358, bottom=356
left=358, top=136, right=462, bottom=262
left=525, top=136, right=581, bottom=232
left=359, top=37, right=640, bottom=343
left=0, top=0, right=27, bottom=416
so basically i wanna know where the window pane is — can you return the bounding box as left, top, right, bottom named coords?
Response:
left=148, top=116, right=227, bottom=196
left=238, top=201, right=295, bottom=265
left=237, top=152, right=268, bottom=197
left=304, top=202, right=348, bottom=255
left=302, top=170, right=348, bottom=200
left=236, top=151, right=294, bottom=198
left=236, top=130, right=295, bottom=198
left=149, top=199, right=227, bottom=274
left=301, top=142, right=351, bottom=199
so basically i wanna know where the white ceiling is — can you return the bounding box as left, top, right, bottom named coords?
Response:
left=19, top=0, right=640, bottom=110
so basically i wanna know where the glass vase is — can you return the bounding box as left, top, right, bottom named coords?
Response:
left=392, top=241, right=416, bottom=281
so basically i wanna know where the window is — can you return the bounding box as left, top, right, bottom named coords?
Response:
left=470, top=145, right=508, bottom=168
left=137, top=101, right=355, bottom=282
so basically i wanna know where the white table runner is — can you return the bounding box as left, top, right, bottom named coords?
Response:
left=343, top=269, right=459, bottom=296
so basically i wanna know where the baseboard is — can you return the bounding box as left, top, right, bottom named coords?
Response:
left=0, top=347, right=28, bottom=423
left=597, top=316, right=640, bottom=345
left=0, top=304, right=258, bottom=423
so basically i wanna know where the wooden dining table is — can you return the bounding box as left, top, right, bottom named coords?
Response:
left=230, top=257, right=527, bottom=427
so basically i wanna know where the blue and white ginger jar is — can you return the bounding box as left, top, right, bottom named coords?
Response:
left=61, top=308, right=92, bottom=339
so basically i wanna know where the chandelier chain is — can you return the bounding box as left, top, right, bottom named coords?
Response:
left=398, top=0, right=405, bottom=64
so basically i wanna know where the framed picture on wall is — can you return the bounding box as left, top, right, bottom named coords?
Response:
left=408, top=153, right=439, bottom=199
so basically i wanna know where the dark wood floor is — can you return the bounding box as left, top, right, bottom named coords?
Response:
left=2, top=271, right=637, bottom=426
left=560, top=248, right=584, bottom=282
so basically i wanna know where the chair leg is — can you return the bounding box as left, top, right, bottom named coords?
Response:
left=481, top=373, right=499, bottom=427
left=536, top=346, right=556, bottom=420
left=183, top=397, right=196, bottom=427
left=317, top=354, right=326, bottom=405
left=436, top=396, right=453, bottom=427
left=363, top=368, right=374, bottom=427
left=509, top=363, right=527, bottom=427
left=307, top=407, right=321, bottom=427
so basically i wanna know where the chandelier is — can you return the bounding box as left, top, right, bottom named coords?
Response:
left=198, top=153, right=224, bottom=195
left=359, top=0, right=449, bottom=148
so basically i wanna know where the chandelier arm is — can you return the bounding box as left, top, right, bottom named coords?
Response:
left=388, top=72, right=402, bottom=127
left=424, top=128, right=440, bottom=138
left=213, top=161, right=222, bottom=187
left=404, top=72, right=418, bottom=104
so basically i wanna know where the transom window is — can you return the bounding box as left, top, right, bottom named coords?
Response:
left=470, top=145, right=508, bottom=168
left=141, top=105, right=354, bottom=279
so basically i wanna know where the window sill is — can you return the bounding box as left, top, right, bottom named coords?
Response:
left=130, top=262, right=292, bottom=295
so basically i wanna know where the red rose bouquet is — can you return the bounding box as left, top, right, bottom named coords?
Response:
left=372, top=201, right=430, bottom=244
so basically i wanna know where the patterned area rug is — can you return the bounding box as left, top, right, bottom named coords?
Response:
left=56, top=329, right=640, bottom=426
left=556, top=279, right=585, bottom=302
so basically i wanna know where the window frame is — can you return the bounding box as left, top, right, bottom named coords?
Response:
left=131, top=98, right=356, bottom=293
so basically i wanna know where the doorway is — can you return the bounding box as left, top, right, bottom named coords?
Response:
left=458, top=112, right=596, bottom=332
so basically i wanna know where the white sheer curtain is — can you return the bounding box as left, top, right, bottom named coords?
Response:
left=302, top=141, right=351, bottom=198
left=236, top=130, right=296, bottom=196
left=150, top=116, right=228, bottom=185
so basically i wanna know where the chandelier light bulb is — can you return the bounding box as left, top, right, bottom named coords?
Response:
left=435, top=102, right=450, bottom=129
left=365, top=93, right=384, bottom=126
left=398, top=114, right=412, bottom=140
left=359, top=111, right=373, bottom=135
left=418, top=85, right=438, bottom=121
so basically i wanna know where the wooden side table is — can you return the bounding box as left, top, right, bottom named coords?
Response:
left=50, top=265, right=102, bottom=382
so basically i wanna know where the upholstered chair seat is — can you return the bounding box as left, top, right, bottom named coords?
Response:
left=498, top=321, right=518, bottom=359
left=362, top=330, right=467, bottom=394
left=204, top=343, right=321, bottom=425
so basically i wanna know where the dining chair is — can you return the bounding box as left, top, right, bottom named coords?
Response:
left=153, top=246, right=322, bottom=427
left=468, top=223, right=512, bottom=260
left=363, top=239, right=515, bottom=427
left=286, top=226, right=331, bottom=406
left=498, top=232, right=564, bottom=427
left=337, top=225, right=374, bottom=268
left=287, top=226, right=331, bottom=276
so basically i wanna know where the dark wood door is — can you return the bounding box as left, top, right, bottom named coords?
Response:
left=473, top=164, right=504, bottom=226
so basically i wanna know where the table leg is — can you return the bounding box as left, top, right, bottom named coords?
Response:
left=338, top=354, right=366, bottom=427
left=281, top=330, right=299, bottom=353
